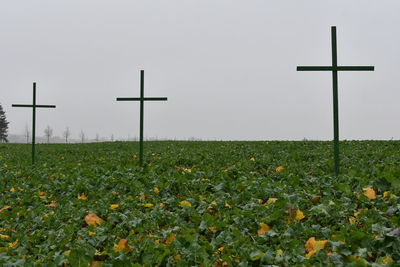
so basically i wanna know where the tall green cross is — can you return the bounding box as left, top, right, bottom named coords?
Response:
left=297, top=26, right=374, bottom=176
left=12, top=82, right=56, bottom=164
left=116, top=70, right=167, bottom=166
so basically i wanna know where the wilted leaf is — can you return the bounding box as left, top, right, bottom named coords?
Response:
left=77, top=194, right=87, bottom=200
left=305, top=237, right=328, bottom=258
left=383, top=191, right=396, bottom=199
left=109, top=204, right=119, bottom=210
left=0, top=206, right=11, bottom=213
left=305, top=237, right=316, bottom=252
left=0, top=234, right=10, bottom=239
left=275, top=166, right=284, bottom=172
left=295, top=209, right=305, bottom=221
left=180, top=200, right=191, bottom=208
left=257, top=223, right=271, bottom=236
left=47, top=201, right=56, bottom=207
left=114, top=239, right=131, bottom=252
left=363, top=187, right=376, bottom=200
left=8, top=239, right=18, bottom=249
left=164, top=233, right=176, bottom=245
left=314, top=240, right=328, bottom=251
left=208, top=226, right=217, bottom=232
left=381, top=256, right=393, bottom=264
left=85, top=213, right=103, bottom=227
left=349, top=216, right=357, bottom=224
left=267, top=198, right=278, bottom=204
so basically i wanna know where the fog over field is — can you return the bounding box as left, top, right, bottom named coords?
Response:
left=1, top=0, right=399, bottom=141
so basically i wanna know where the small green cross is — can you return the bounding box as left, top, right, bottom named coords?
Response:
left=12, top=82, right=56, bottom=165
left=297, top=26, right=374, bottom=176
left=116, top=70, right=167, bottom=166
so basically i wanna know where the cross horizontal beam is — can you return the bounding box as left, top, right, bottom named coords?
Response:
left=297, top=66, right=374, bottom=71
left=12, top=104, right=56, bottom=108
left=116, top=97, right=168, bottom=101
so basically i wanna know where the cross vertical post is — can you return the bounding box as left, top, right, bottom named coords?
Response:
left=331, top=27, right=339, bottom=176
left=297, top=26, right=374, bottom=176
left=12, top=82, right=57, bottom=165
left=32, top=83, right=37, bottom=164
left=140, top=70, right=145, bottom=166
left=116, top=70, right=168, bottom=166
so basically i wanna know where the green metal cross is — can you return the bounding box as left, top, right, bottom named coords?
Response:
left=116, top=70, right=167, bottom=166
left=12, top=82, right=56, bottom=165
left=297, top=26, right=374, bottom=176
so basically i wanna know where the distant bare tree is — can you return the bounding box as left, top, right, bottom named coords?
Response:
left=111, top=134, right=114, bottom=142
left=95, top=133, right=99, bottom=142
left=63, top=127, right=71, bottom=143
left=44, top=125, right=53, bottom=143
left=24, top=124, right=30, bottom=144
left=0, top=104, right=9, bottom=143
left=79, top=130, right=85, bottom=143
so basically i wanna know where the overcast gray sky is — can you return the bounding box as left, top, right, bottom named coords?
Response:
left=1, top=0, right=399, bottom=141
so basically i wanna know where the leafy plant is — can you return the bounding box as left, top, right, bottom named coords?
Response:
left=0, top=141, right=399, bottom=265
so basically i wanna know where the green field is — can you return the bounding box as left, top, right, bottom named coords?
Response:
left=0, top=141, right=399, bottom=266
